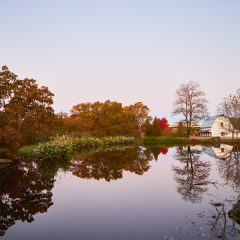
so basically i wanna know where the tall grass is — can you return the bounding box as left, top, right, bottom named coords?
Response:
left=142, top=136, right=189, bottom=146
left=34, top=136, right=135, bottom=161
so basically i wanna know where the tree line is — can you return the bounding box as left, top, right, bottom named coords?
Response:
left=1, top=66, right=240, bottom=157
left=0, top=66, right=153, bottom=157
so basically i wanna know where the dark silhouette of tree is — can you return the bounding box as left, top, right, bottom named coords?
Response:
left=172, top=146, right=211, bottom=203
left=0, top=162, right=55, bottom=236
left=71, top=147, right=152, bottom=181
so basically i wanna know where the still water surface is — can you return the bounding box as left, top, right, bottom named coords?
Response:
left=1, top=145, right=240, bottom=239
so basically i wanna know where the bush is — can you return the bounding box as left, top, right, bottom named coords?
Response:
left=142, top=136, right=188, bottom=146
left=0, top=126, right=22, bottom=159
left=34, top=136, right=135, bottom=161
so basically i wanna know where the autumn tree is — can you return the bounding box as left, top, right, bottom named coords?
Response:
left=125, top=102, right=151, bottom=136
left=0, top=66, right=17, bottom=126
left=157, top=117, right=169, bottom=135
left=70, top=101, right=150, bottom=137
left=143, top=117, right=170, bottom=137
left=217, top=89, right=240, bottom=138
left=0, top=66, right=55, bottom=144
left=172, top=81, right=208, bottom=138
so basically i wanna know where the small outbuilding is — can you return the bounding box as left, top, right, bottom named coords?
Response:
left=200, top=115, right=234, bottom=138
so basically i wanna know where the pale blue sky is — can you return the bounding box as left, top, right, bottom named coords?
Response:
left=1, top=0, right=239, bottom=123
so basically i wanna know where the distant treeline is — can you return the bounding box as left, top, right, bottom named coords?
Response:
left=0, top=66, right=157, bottom=158
left=0, top=66, right=192, bottom=159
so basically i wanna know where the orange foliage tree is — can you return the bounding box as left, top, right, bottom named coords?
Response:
left=0, top=66, right=55, bottom=145
left=70, top=101, right=150, bottom=137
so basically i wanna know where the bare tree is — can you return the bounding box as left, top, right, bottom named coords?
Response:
left=217, top=89, right=240, bottom=138
left=172, top=81, right=208, bottom=138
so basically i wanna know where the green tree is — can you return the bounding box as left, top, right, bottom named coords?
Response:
left=151, top=117, right=161, bottom=137
left=144, top=119, right=152, bottom=137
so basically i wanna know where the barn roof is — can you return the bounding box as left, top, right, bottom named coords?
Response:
left=201, top=116, right=218, bottom=129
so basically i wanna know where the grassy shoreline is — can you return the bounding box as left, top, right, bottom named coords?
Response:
left=141, top=136, right=240, bottom=147
left=19, top=136, right=240, bottom=159
left=19, top=136, right=135, bottom=160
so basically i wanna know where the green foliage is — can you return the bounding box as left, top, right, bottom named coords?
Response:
left=144, top=117, right=161, bottom=137
left=34, top=136, right=135, bottom=161
left=144, top=119, right=152, bottom=137
left=18, top=145, right=37, bottom=158
left=142, top=136, right=188, bottom=146
left=176, top=122, right=187, bottom=137
left=151, top=117, right=161, bottom=137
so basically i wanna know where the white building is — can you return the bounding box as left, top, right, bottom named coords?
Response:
left=200, top=115, right=237, bottom=138
left=202, top=144, right=233, bottom=159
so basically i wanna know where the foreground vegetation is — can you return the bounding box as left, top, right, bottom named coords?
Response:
left=142, top=136, right=240, bottom=147
left=142, top=136, right=189, bottom=146
left=21, top=136, right=135, bottom=161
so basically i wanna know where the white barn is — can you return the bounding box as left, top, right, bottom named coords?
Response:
left=200, top=115, right=235, bottom=138
left=202, top=144, right=233, bottom=159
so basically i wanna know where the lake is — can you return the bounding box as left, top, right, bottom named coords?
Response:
left=1, top=144, right=240, bottom=239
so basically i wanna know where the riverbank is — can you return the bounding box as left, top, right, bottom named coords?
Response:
left=19, top=136, right=135, bottom=160
left=18, top=135, right=240, bottom=160
left=141, top=136, right=240, bottom=147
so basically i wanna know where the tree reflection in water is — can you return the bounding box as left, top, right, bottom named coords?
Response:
left=147, top=147, right=168, bottom=160
left=0, top=162, right=55, bottom=237
left=172, top=146, right=211, bottom=203
left=71, top=147, right=153, bottom=181
left=217, top=145, right=240, bottom=189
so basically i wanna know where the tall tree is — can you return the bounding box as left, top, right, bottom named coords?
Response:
left=144, top=119, right=152, bottom=137
left=125, top=102, right=151, bottom=136
left=0, top=66, right=55, bottom=144
left=151, top=117, right=161, bottom=137
left=172, top=81, right=208, bottom=138
left=0, top=66, right=17, bottom=126
left=217, top=89, right=240, bottom=138
left=157, top=117, right=169, bottom=135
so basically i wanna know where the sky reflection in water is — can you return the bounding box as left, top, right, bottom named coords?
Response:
left=1, top=145, right=240, bottom=240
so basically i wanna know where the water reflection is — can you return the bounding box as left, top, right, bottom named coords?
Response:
left=0, top=162, right=55, bottom=236
left=1, top=144, right=240, bottom=239
left=147, top=147, right=168, bottom=160
left=217, top=145, right=240, bottom=189
left=172, top=146, right=211, bottom=203
left=203, top=144, right=233, bottom=160
left=71, top=147, right=153, bottom=181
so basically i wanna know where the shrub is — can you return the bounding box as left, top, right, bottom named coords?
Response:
left=34, top=136, right=135, bottom=161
